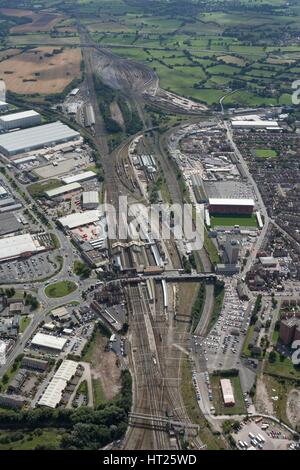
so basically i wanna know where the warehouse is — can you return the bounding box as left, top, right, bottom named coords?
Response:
left=208, top=198, right=254, bottom=215
left=220, top=378, right=235, bottom=406
left=231, top=119, right=279, bottom=130
left=13, top=155, right=37, bottom=166
left=0, top=212, right=21, bottom=236
left=0, top=121, right=80, bottom=156
left=45, top=182, right=82, bottom=199
left=0, top=110, right=41, bottom=130
left=82, top=191, right=99, bottom=210
left=38, top=360, right=78, bottom=408
left=0, top=233, right=45, bottom=262
left=61, top=170, right=97, bottom=185
left=58, top=210, right=102, bottom=229
left=31, top=333, right=67, bottom=352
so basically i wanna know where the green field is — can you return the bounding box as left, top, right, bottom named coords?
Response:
left=211, top=214, right=258, bottom=228
left=264, top=351, right=300, bottom=380
left=45, top=280, right=77, bottom=298
left=0, top=429, right=62, bottom=450
left=254, top=149, right=278, bottom=158
left=20, top=316, right=31, bottom=334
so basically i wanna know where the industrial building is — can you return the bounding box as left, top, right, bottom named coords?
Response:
left=0, top=121, right=80, bottom=156
left=21, top=356, right=48, bottom=372
left=45, top=182, right=82, bottom=199
left=82, top=191, right=99, bottom=210
left=0, top=233, right=45, bottom=263
left=31, top=332, right=67, bottom=352
left=13, top=155, right=37, bottom=166
left=231, top=119, right=280, bottom=130
left=38, top=360, right=78, bottom=408
left=0, top=393, right=26, bottom=409
left=0, top=110, right=41, bottom=131
left=61, top=171, right=97, bottom=185
left=220, top=378, right=235, bottom=406
left=279, top=318, right=300, bottom=345
left=0, top=212, right=21, bottom=236
left=208, top=198, right=254, bottom=215
left=51, top=306, right=70, bottom=322
left=58, top=210, right=102, bottom=230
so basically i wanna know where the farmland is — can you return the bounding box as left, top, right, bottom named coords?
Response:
left=69, top=0, right=300, bottom=108
left=0, top=46, right=82, bottom=94
left=0, top=8, right=62, bottom=33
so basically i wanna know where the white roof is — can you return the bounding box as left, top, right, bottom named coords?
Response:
left=209, top=198, right=255, bottom=206
left=13, top=155, right=37, bottom=164
left=232, top=120, right=279, bottom=128
left=62, top=171, right=97, bottom=184
left=38, top=360, right=78, bottom=408
left=0, top=110, right=40, bottom=122
left=0, top=233, right=42, bottom=261
left=45, top=182, right=81, bottom=198
left=220, top=378, right=235, bottom=404
left=58, top=209, right=101, bottom=229
left=82, top=191, right=99, bottom=205
left=31, top=333, right=67, bottom=351
left=0, top=121, right=80, bottom=155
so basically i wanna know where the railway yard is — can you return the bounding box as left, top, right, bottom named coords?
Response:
left=0, top=0, right=299, bottom=454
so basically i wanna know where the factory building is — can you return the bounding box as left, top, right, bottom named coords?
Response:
left=0, top=110, right=41, bottom=130
left=208, top=198, right=254, bottom=215
left=38, top=360, right=78, bottom=408
left=58, top=210, right=102, bottom=230
left=220, top=378, right=235, bottom=406
left=31, top=333, right=67, bottom=352
left=0, top=233, right=45, bottom=263
left=0, top=393, right=26, bottom=409
left=45, top=182, right=82, bottom=199
left=82, top=191, right=99, bottom=210
left=21, top=356, right=48, bottom=372
left=231, top=119, right=279, bottom=130
left=0, top=121, right=80, bottom=156
left=61, top=171, right=97, bottom=185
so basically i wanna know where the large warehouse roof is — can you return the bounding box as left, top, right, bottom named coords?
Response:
left=0, top=110, right=40, bottom=122
left=58, top=210, right=101, bottom=229
left=0, top=121, right=80, bottom=156
left=38, top=360, right=78, bottom=408
left=62, top=171, right=97, bottom=185
left=220, top=378, right=235, bottom=405
left=31, top=333, right=67, bottom=351
left=209, top=198, right=255, bottom=207
left=45, top=182, right=81, bottom=198
left=0, top=233, right=43, bottom=261
left=82, top=191, right=99, bottom=205
left=231, top=120, right=279, bottom=128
